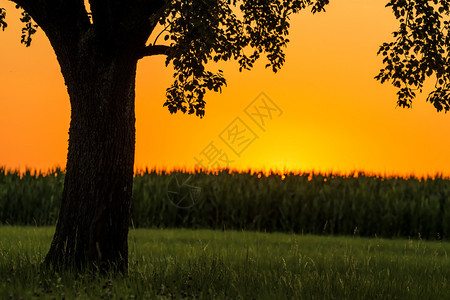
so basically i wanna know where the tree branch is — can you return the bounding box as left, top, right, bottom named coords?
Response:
left=10, top=0, right=91, bottom=43
left=138, top=45, right=171, bottom=59
left=88, top=0, right=167, bottom=52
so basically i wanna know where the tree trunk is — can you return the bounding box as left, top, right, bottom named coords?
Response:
left=44, top=51, right=137, bottom=272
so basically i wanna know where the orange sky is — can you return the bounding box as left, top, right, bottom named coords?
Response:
left=1, top=0, right=450, bottom=177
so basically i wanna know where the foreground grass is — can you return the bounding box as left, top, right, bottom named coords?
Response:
left=0, top=227, right=449, bottom=299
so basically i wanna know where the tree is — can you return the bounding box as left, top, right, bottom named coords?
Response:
left=0, top=0, right=329, bottom=271
left=376, top=0, right=450, bottom=113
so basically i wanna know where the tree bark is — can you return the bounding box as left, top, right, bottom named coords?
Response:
left=44, top=49, right=138, bottom=272
left=11, top=0, right=167, bottom=274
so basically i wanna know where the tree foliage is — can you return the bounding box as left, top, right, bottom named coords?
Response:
left=159, top=0, right=327, bottom=117
left=1, top=0, right=329, bottom=117
left=149, top=0, right=329, bottom=117
left=0, top=7, right=7, bottom=31
left=0, top=5, right=37, bottom=45
left=376, top=0, right=450, bottom=112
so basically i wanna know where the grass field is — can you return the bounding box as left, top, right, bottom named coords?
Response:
left=0, top=226, right=449, bottom=299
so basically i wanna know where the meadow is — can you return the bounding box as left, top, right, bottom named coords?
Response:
left=0, top=226, right=449, bottom=299
left=1, top=168, right=449, bottom=239
left=1, top=168, right=450, bottom=298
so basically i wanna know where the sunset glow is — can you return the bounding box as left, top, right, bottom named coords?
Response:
left=1, top=0, right=450, bottom=177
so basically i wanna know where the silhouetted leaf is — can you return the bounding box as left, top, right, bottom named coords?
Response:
left=376, top=0, right=450, bottom=113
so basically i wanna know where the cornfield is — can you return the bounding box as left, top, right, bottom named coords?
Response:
left=1, top=167, right=449, bottom=239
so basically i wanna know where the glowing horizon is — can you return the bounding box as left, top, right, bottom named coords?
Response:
left=1, top=0, right=450, bottom=178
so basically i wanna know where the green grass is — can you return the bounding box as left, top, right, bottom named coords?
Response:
left=0, top=226, right=449, bottom=299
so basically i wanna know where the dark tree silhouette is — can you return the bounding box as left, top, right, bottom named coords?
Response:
left=0, top=0, right=329, bottom=271
left=376, top=0, right=450, bottom=112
